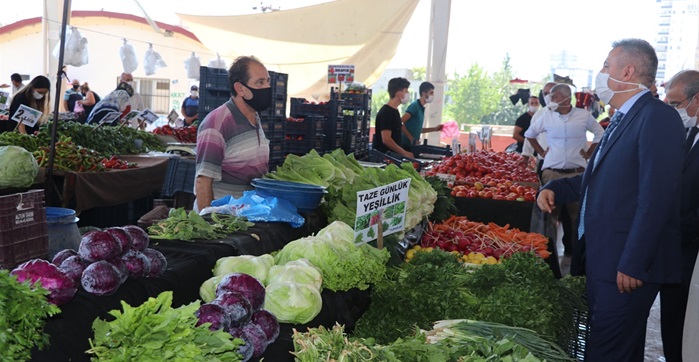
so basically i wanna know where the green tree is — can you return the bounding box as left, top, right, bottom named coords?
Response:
left=411, top=67, right=426, bottom=82
left=445, top=63, right=499, bottom=125
left=481, top=54, right=527, bottom=125
left=370, top=89, right=390, bottom=124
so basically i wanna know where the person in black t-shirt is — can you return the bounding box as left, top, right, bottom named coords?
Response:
left=372, top=77, right=414, bottom=158
left=512, top=96, right=540, bottom=153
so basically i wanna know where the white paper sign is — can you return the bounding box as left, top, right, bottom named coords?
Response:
left=354, top=178, right=411, bottom=245
left=327, top=64, right=355, bottom=84
left=140, top=108, right=159, bottom=124
left=436, top=173, right=456, bottom=188
left=99, top=111, right=122, bottom=125
left=11, top=104, right=42, bottom=127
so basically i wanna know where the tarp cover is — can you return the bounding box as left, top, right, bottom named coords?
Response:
left=177, top=0, right=418, bottom=98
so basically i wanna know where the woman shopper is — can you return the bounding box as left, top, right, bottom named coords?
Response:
left=2, top=75, right=51, bottom=134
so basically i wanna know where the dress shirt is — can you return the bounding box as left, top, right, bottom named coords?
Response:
left=687, top=126, right=699, bottom=151
left=525, top=107, right=604, bottom=170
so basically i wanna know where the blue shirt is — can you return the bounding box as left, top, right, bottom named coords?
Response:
left=182, top=96, right=199, bottom=117
left=401, top=99, right=425, bottom=146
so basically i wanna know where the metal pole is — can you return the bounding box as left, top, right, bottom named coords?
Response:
left=45, top=0, right=71, bottom=205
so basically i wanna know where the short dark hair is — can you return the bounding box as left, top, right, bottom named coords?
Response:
left=388, top=77, right=410, bottom=98
left=10, top=73, right=21, bottom=83
left=419, top=81, right=434, bottom=95
left=228, top=56, right=263, bottom=97
left=612, top=38, right=658, bottom=87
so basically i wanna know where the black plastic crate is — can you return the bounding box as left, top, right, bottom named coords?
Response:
left=269, top=71, right=288, bottom=97
left=161, top=157, right=196, bottom=197
left=263, top=127, right=285, bottom=142
left=0, top=190, right=48, bottom=269
left=343, top=130, right=361, bottom=153
left=411, top=144, right=453, bottom=156
left=200, top=66, right=230, bottom=92
left=331, top=88, right=372, bottom=109
left=325, top=132, right=344, bottom=153
left=286, top=117, right=324, bottom=137
left=290, top=98, right=340, bottom=118
left=258, top=96, right=287, bottom=118
left=269, top=141, right=285, bottom=160
left=286, top=137, right=324, bottom=155
left=261, top=118, right=286, bottom=134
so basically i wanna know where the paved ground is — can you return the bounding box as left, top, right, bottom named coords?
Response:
left=555, top=226, right=665, bottom=361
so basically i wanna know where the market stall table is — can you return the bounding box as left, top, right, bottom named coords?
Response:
left=30, top=213, right=368, bottom=361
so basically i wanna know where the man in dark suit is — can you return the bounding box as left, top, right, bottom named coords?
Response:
left=537, top=39, right=685, bottom=361
left=660, top=69, right=699, bottom=362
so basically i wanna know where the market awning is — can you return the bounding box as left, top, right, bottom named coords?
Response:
left=177, top=0, right=419, bottom=98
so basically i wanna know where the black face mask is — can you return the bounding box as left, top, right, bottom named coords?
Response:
left=240, top=83, right=272, bottom=112
left=72, top=84, right=79, bottom=90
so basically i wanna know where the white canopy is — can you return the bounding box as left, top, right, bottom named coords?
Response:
left=177, top=0, right=419, bottom=98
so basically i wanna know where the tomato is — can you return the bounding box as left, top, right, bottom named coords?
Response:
left=456, top=191, right=467, bottom=197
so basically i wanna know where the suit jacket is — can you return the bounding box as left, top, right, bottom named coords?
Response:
left=545, top=92, right=685, bottom=283
left=680, top=134, right=699, bottom=279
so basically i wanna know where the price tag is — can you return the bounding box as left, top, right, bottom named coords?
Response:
left=140, top=108, right=159, bottom=124
left=327, top=64, right=355, bottom=84
left=99, top=111, right=122, bottom=125
left=11, top=104, right=42, bottom=127
left=353, top=178, right=411, bottom=245
left=167, top=109, right=179, bottom=124
left=0, top=91, right=9, bottom=110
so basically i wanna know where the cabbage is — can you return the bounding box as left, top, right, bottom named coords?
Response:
left=213, top=254, right=274, bottom=282
left=0, top=145, right=38, bottom=188
left=274, top=221, right=389, bottom=291
left=11, top=259, right=77, bottom=305
left=266, top=259, right=322, bottom=290
left=200, top=275, right=224, bottom=303
left=263, top=282, right=322, bottom=324
left=216, top=273, right=266, bottom=312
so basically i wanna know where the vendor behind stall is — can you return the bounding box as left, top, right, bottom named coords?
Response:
left=372, top=77, right=414, bottom=158
left=194, top=56, right=271, bottom=212
left=85, top=90, right=131, bottom=126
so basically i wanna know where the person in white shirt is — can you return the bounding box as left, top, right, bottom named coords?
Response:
left=525, top=83, right=604, bottom=251
left=120, top=72, right=144, bottom=111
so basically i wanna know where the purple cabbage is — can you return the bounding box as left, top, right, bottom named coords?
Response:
left=251, top=309, right=280, bottom=343
left=59, top=255, right=89, bottom=286
left=51, top=248, right=78, bottom=266
left=120, top=249, right=151, bottom=279
left=142, top=248, right=167, bottom=278
left=212, top=291, right=252, bottom=328
left=216, top=273, right=266, bottom=312
left=121, top=225, right=149, bottom=251
left=105, top=227, right=132, bottom=253
left=195, top=303, right=232, bottom=331
left=81, top=260, right=122, bottom=296
left=11, top=259, right=77, bottom=305
left=78, top=231, right=121, bottom=262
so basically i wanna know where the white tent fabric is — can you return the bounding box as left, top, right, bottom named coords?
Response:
left=177, top=0, right=418, bottom=98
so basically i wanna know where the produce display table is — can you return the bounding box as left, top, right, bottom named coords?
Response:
left=31, top=214, right=348, bottom=362
left=44, top=155, right=171, bottom=213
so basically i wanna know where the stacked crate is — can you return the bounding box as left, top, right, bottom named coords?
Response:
left=198, top=66, right=231, bottom=122
left=331, top=87, right=371, bottom=159
left=260, top=71, right=288, bottom=170
left=287, top=98, right=343, bottom=156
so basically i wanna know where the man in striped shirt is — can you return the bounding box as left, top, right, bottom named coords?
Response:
left=194, top=56, right=272, bottom=211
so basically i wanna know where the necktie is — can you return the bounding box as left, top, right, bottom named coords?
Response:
left=579, top=111, right=624, bottom=238
left=685, top=127, right=699, bottom=154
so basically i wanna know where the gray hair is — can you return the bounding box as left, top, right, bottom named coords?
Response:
left=666, top=70, right=699, bottom=99
left=550, top=83, right=572, bottom=98
left=611, top=39, right=658, bottom=87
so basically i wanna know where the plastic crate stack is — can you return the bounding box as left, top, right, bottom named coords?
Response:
left=331, top=87, right=371, bottom=159
left=260, top=71, right=289, bottom=170
left=198, top=66, right=231, bottom=122
left=287, top=98, right=343, bottom=156
left=0, top=190, right=48, bottom=269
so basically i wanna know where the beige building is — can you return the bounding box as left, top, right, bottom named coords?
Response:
left=0, top=10, right=215, bottom=113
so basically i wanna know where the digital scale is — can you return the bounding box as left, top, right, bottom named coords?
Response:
left=165, top=142, right=196, bottom=156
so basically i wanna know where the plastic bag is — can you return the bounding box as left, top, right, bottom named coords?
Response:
left=440, top=120, right=459, bottom=139
left=184, top=52, right=201, bottom=80
left=202, top=190, right=305, bottom=228
left=52, top=27, right=89, bottom=67
left=143, top=44, right=167, bottom=76
left=207, top=53, right=227, bottom=69
left=119, top=39, right=138, bottom=73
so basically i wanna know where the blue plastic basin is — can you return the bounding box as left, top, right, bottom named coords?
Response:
left=251, top=178, right=326, bottom=191
left=252, top=183, right=326, bottom=212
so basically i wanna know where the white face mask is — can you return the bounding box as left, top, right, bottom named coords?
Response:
left=546, top=97, right=569, bottom=112
left=32, top=90, right=44, bottom=100
left=678, top=101, right=698, bottom=128
left=126, top=81, right=134, bottom=87
left=528, top=105, right=539, bottom=113
left=191, top=90, right=199, bottom=97
left=594, top=72, right=648, bottom=104
left=425, top=95, right=434, bottom=104
left=543, top=94, right=552, bottom=106
left=401, top=91, right=410, bottom=105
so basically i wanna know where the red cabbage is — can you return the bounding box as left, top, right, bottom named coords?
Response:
left=59, top=255, right=89, bottom=286
left=11, top=259, right=77, bottom=305
left=120, top=249, right=151, bottom=279
left=212, top=291, right=252, bottom=328
left=232, top=323, right=268, bottom=358
left=195, top=303, right=232, bottom=331
left=216, top=273, right=266, bottom=311
left=51, top=248, right=78, bottom=266
left=229, top=328, right=254, bottom=362
left=107, top=257, right=128, bottom=283
left=121, top=225, right=149, bottom=251
left=78, top=231, right=121, bottom=262
left=81, top=260, right=122, bottom=296
left=251, top=309, right=280, bottom=343
left=105, top=227, right=132, bottom=253
left=142, top=248, right=167, bottom=278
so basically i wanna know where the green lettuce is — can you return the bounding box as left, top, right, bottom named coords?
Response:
left=264, top=282, right=322, bottom=324
left=0, top=145, right=38, bottom=188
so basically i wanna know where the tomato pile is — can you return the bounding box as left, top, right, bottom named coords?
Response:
left=416, top=216, right=550, bottom=263
left=152, top=125, right=197, bottom=143
left=100, top=155, right=139, bottom=170
left=426, top=151, right=537, bottom=183
left=450, top=177, right=537, bottom=201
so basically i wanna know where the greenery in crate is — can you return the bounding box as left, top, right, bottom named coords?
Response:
left=424, top=176, right=457, bottom=223
left=0, top=270, right=61, bottom=361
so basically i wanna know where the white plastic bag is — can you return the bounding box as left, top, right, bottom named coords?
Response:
left=119, top=39, right=138, bottom=73
left=143, top=44, right=167, bottom=76
left=52, top=27, right=89, bottom=67
left=207, top=53, right=227, bottom=69
left=184, top=52, right=201, bottom=80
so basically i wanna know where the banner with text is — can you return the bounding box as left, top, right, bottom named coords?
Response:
left=354, top=178, right=411, bottom=245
